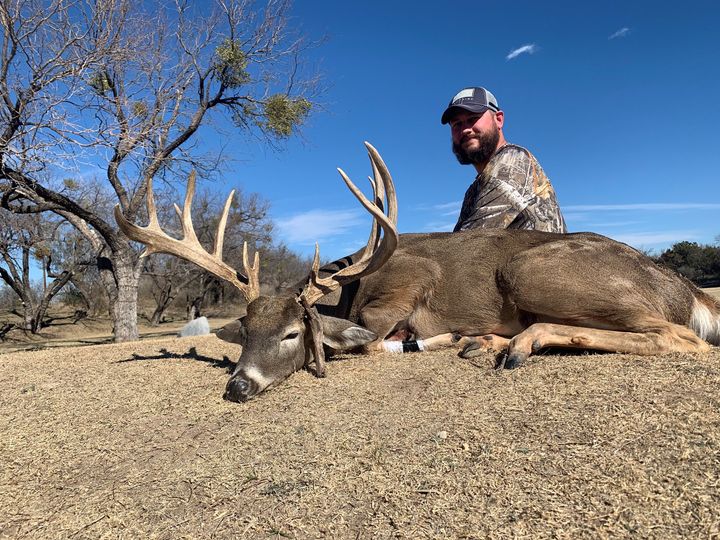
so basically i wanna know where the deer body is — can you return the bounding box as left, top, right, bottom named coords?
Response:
left=323, top=229, right=718, bottom=352
left=115, top=143, right=719, bottom=402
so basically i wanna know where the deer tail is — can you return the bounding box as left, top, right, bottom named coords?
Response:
left=690, top=292, right=720, bottom=345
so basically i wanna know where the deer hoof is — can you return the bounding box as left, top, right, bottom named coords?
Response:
left=459, top=342, right=483, bottom=359
left=503, top=352, right=526, bottom=369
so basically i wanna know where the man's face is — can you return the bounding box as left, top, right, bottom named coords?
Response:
left=449, top=109, right=502, bottom=165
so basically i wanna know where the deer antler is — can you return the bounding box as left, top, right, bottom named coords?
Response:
left=114, top=171, right=261, bottom=303
left=299, top=142, right=399, bottom=306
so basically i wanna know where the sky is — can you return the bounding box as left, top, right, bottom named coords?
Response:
left=208, top=0, right=719, bottom=262
left=41, top=0, right=715, bottom=267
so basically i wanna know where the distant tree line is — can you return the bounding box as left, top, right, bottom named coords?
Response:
left=652, top=239, right=720, bottom=288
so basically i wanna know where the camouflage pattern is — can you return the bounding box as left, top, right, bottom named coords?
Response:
left=454, top=144, right=567, bottom=233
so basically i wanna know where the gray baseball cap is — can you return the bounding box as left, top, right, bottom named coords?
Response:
left=441, top=87, right=500, bottom=124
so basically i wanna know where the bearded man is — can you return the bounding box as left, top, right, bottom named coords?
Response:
left=441, top=87, right=567, bottom=233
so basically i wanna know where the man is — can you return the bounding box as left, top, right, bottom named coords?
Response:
left=441, top=87, right=567, bottom=233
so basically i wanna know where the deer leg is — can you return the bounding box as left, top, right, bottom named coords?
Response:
left=500, top=321, right=710, bottom=369
left=373, top=331, right=512, bottom=356
left=390, top=332, right=500, bottom=352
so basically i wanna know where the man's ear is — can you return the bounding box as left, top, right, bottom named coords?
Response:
left=494, top=110, right=504, bottom=130
left=319, top=314, right=377, bottom=350
left=215, top=318, right=246, bottom=344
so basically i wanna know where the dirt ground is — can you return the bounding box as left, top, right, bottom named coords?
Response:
left=1, top=329, right=720, bottom=538
left=0, top=309, right=237, bottom=354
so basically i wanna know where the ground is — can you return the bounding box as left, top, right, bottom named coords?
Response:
left=1, top=291, right=719, bottom=538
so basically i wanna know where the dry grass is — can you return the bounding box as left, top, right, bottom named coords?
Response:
left=0, top=309, right=236, bottom=354
left=1, top=334, right=719, bottom=539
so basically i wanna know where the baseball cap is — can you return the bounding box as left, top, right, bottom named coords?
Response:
left=441, top=87, right=500, bottom=124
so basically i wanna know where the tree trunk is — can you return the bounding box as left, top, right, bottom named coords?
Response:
left=107, top=248, right=142, bottom=342
left=150, top=282, right=176, bottom=326
left=68, top=278, right=92, bottom=313
left=187, top=295, right=203, bottom=321
left=21, top=301, right=36, bottom=332
left=186, top=273, right=217, bottom=321
left=31, top=270, right=74, bottom=333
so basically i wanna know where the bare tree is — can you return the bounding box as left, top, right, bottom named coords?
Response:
left=0, top=208, right=74, bottom=332
left=48, top=213, right=108, bottom=316
left=0, top=0, right=320, bottom=341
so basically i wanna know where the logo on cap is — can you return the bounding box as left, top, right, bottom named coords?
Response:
left=441, top=87, right=499, bottom=124
left=451, top=88, right=476, bottom=104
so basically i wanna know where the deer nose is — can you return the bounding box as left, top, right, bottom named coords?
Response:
left=223, top=377, right=250, bottom=402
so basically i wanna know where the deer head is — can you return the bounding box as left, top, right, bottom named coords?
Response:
left=115, top=143, right=398, bottom=402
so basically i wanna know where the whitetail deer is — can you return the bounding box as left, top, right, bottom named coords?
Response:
left=115, top=143, right=720, bottom=402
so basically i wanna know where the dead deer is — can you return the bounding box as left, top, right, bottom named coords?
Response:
left=115, top=143, right=720, bottom=402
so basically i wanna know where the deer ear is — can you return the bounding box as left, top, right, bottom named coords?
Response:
left=319, top=315, right=377, bottom=350
left=215, top=319, right=246, bottom=344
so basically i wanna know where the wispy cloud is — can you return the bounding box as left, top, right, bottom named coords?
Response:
left=564, top=203, right=720, bottom=212
left=583, top=220, right=643, bottom=228
left=429, top=201, right=461, bottom=212
left=506, top=44, right=538, bottom=60
left=416, top=200, right=461, bottom=217
left=608, top=27, right=630, bottom=40
left=275, top=209, right=366, bottom=245
left=562, top=212, right=593, bottom=224
left=420, top=219, right=456, bottom=232
left=608, top=230, right=701, bottom=247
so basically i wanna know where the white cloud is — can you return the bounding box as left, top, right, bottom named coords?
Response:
left=607, top=230, right=701, bottom=247
left=275, top=209, right=366, bottom=245
left=429, top=201, right=461, bottom=212
left=562, top=212, right=592, bottom=223
left=583, top=220, right=642, bottom=228
left=564, top=203, right=720, bottom=212
left=506, top=44, right=538, bottom=60
left=414, top=201, right=461, bottom=218
left=609, top=27, right=630, bottom=40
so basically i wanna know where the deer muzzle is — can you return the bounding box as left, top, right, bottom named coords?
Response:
left=223, top=364, right=277, bottom=402
left=223, top=375, right=253, bottom=402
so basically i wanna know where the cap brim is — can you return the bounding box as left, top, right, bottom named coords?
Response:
left=440, top=104, right=490, bottom=124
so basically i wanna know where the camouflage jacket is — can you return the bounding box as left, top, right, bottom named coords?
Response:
left=453, top=144, right=567, bottom=233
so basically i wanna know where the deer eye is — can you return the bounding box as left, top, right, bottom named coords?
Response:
left=282, top=332, right=299, bottom=341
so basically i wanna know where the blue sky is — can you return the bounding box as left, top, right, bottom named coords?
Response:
left=206, top=1, right=718, bottom=260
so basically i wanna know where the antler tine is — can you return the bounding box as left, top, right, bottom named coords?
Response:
left=114, top=172, right=260, bottom=303
left=365, top=142, right=397, bottom=226
left=214, top=190, right=236, bottom=258
left=174, top=170, right=199, bottom=244
left=242, top=241, right=261, bottom=302
left=360, top=176, right=380, bottom=261
left=360, top=145, right=389, bottom=259
left=301, top=243, right=334, bottom=305
left=369, top=151, right=386, bottom=215
left=145, top=177, right=161, bottom=231
left=299, top=143, right=399, bottom=306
